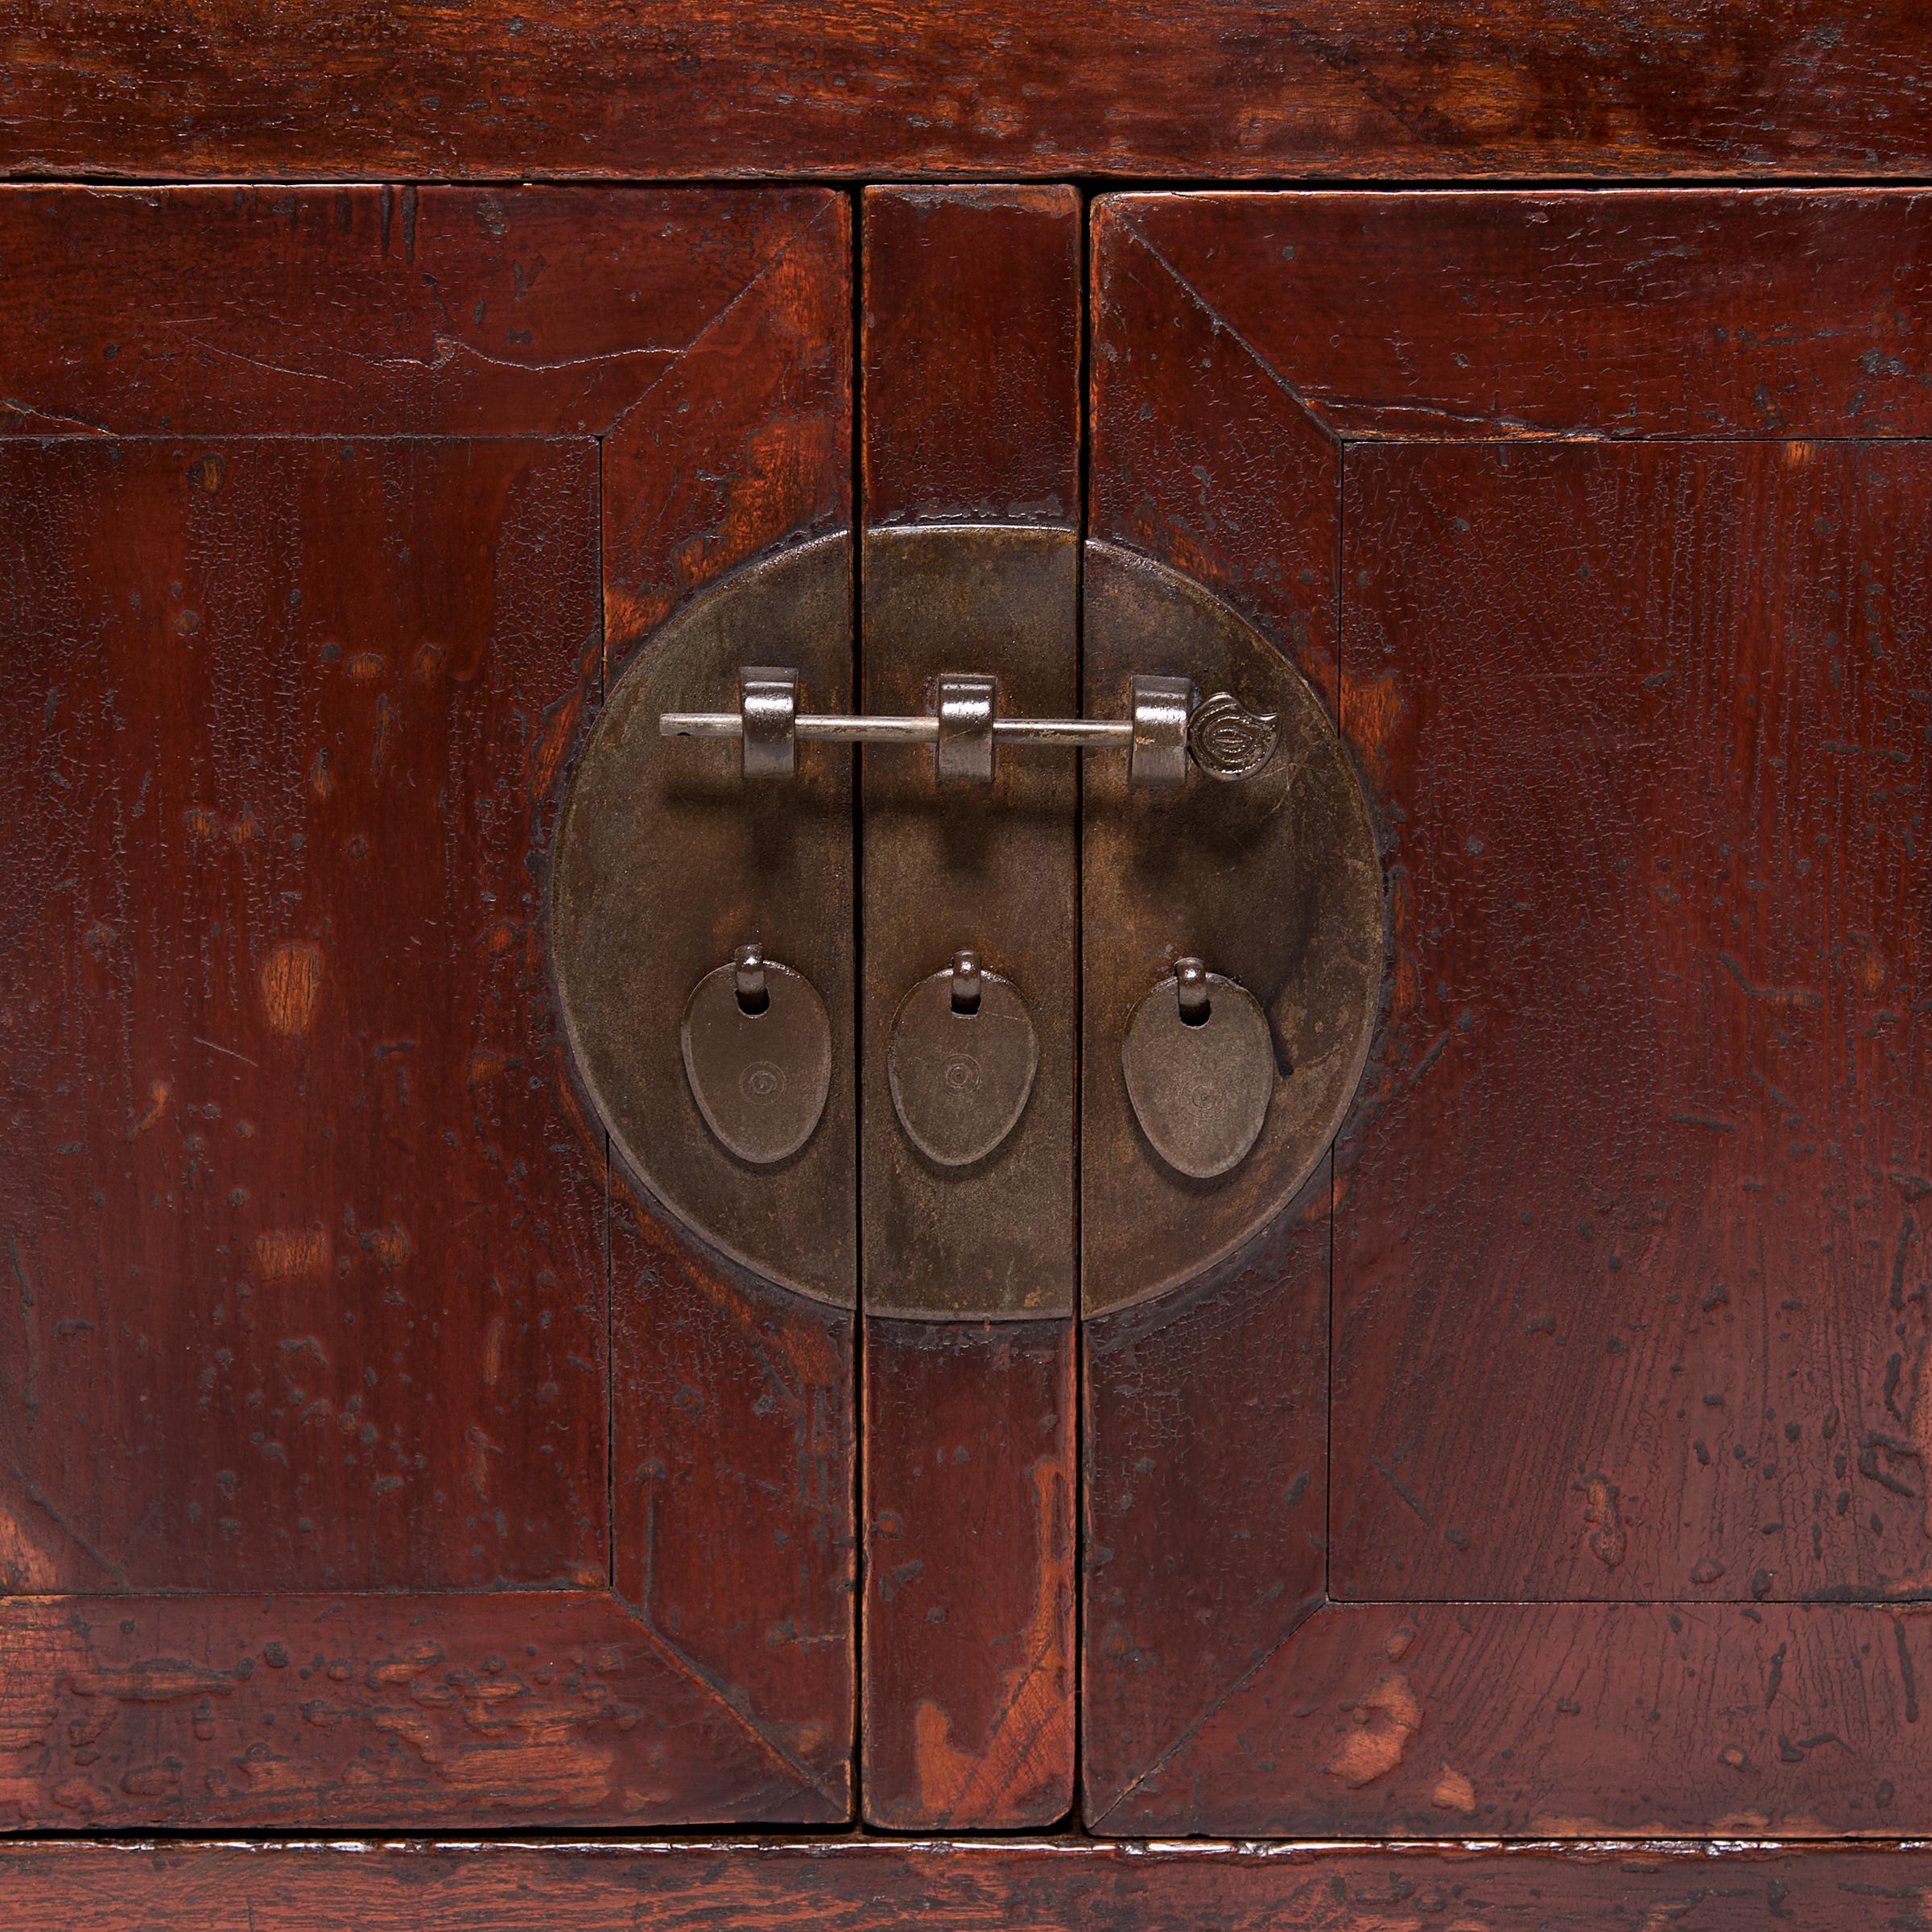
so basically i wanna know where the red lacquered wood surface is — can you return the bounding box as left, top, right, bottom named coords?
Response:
left=1, top=434, right=606, bottom=1595
left=1084, top=188, right=1932, bottom=1837
left=1081, top=194, right=1340, bottom=1831
left=1098, top=1601, right=1932, bottom=1835
left=1334, top=436, right=1932, bottom=1608
left=6, top=1836, right=1932, bottom=1930
left=0, top=1596, right=821, bottom=1825
left=861, top=187, right=1082, bottom=529
left=1104, top=190, right=1932, bottom=444
left=0, top=185, right=855, bottom=1825
left=859, top=184, right=1078, bottom=1827
left=863, top=1324, right=1075, bottom=1827
left=8, top=4, right=1932, bottom=184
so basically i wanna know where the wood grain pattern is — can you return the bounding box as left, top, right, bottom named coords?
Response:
left=0, top=187, right=814, bottom=440
left=6, top=1837, right=1932, bottom=1929
left=0, top=1595, right=823, bottom=1826
left=1103, top=190, right=1932, bottom=444
left=859, top=184, right=1078, bottom=1827
left=1080, top=192, right=1340, bottom=1831
left=1334, top=437, right=1932, bottom=1608
left=7, top=4, right=1932, bottom=182
left=862, top=187, right=1081, bottom=529
left=0, top=435, right=605, bottom=1595
left=1084, top=188, right=1932, bottom=1838
left=1093, top=1601, right=1932, bottom=1836
left=598, top=196, right=857, bottom=1819
left=0, top=184, right=856, bottom=1825
left=864, top=1323, right=1075, bottom=1827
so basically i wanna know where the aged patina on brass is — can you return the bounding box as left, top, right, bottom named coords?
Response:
left=860, top=525, right=1079, bottom=1320
left=550, top=525, right=1382, bottom=1320
left=1121, top=959, right=1276, bottom=1181
left=550, top=534, right=857, bottom=1308
left=681, top=944, right=835, bottom=1167
left=887, top=947, right=1040, bottom=1169
left=1082, top=540, right=1385, bottom=1315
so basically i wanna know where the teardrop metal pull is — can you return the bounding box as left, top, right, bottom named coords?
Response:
left=887, top=950, right=1038, bottom=1168
left=1121, top=959, right=1274, bottom=1179
left=681, top=945, right=832, bottom=1166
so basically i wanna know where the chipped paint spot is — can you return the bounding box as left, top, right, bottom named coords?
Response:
left=466, top=1425, right=502, bottom=1500
left=1583, top=1475, right=1629, bottom=1568
left=483, top=1315, right=507, bottom=1386
left=361, top=1221, right=412, bottom=1269
left=184, top=806, right=262, bottom=846
left=260, top=942, right=324, bottom=1037
left=1338, top=667, right=1403, bottom=790
left=1859, top=942, right=1890, bottom=997
left=1326, top=1671, right=1421, bottom=1789
left=68, top=1661, right=239, bottom=1702
left=910, top=1455, right=1071, bottom=1825
left=345, top=650, right=388, bottom=682
left=253, top=1227, right=329, bottom=1282
left=1432, top=1764, right=1477, bottom=1812
left=126, top=1079, right=171, bottom=1140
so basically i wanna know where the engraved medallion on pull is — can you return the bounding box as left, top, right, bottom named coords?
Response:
left=887, top=949, right=1039, bottom=1168
left=1121, top=958, right=1276, bottom=1180
left=681, top=944, right=833, bottom=1166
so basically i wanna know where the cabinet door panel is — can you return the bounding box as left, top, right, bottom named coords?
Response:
left=1084, top=188, right=1932, bottom=1836
left=0, top=185, right=854, bottom=1827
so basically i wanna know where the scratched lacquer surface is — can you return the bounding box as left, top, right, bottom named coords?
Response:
left=0, top=185, right=854, bottom=1824
left=1086, top=191, right=1932, bottom=1835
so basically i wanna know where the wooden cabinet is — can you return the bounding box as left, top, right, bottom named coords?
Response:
left=2, top=14, right=1931, bottom=1924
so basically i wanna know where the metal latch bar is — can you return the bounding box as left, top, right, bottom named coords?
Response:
left=660, top=668, right=1278, bottom=787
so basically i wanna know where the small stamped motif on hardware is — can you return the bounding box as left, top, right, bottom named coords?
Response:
left=1186, top=691, right=1279, bottom=782
left=887, top=950, right=1038, bottom=1168
left=681, top=946, right=832, bottom=1166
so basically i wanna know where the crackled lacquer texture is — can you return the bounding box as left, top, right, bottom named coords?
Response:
left=0, top=184, right=854, bottom=1825
left=1084, top=189, right=1932, bottom=1838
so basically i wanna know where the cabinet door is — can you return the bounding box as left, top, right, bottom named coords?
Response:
left=0, top=187, right=854, bottom=1826
left=1084, top=189, right=1932, bottom=1835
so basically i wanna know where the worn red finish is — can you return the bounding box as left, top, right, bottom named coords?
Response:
left=858, top=184, right=1079, bottom=1828
left=5, top=1837, right=1930, bottom=1929
left=7, top=4, right=1932, bottom=182
left=1083, top=187, right=1932, bottom=1836
left=863, top=1323, right=1075, bottom=1827
left=0, top=184, right=854, bottom=1825
left=10, top=19, right=1932, bottom=1903
left=861, top=186, right=1082, bottom=529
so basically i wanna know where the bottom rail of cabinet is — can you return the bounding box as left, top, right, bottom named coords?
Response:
left=2, top=1835, right=1930, bottom=1929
